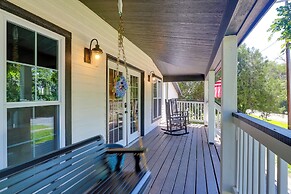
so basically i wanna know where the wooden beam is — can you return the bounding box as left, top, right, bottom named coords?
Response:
left=163, top=74, right=204, bottom=82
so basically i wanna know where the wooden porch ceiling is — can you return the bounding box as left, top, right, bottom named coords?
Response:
left=80, top=0, right=275, bottom=81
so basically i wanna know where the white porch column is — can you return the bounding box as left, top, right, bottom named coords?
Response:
left=221, top=35, right=237, bottom=193
left=208, top=71, right=215, bottom=144
left=204, top=80, right=208, bottom=126
left=165, top=82, right=169, bottom=100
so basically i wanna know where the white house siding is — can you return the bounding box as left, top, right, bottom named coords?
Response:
left=161, top=83, right=179, bottom=123
left=168, top=83, right=179, bottom=99
left=7, top=0, right=162, bottom=143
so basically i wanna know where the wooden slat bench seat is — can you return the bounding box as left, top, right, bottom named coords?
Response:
left=0, top=135, right=150, bottom=194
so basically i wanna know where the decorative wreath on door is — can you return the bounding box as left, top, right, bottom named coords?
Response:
left=115, top=75, right=128, bottom=98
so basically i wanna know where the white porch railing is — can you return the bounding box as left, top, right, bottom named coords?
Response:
left=233, top=113, right=290, bottom=194
left=215, top=102, right=221, bottom=138
left=177, top=101, right=204, bottom=123
left=177, top=100, right=221, bottom=132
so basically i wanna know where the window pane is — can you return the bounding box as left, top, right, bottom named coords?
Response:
left=33, top=106, right=58, bottom=157
left=7, top=63, right=35, bottom=102
left=37, top=68, right=58, bottom=101
left=37, top=34, right=58, bottom=69
left=7, top=22, right=35, bottom=65
left=7, top=107, right=33, bottom=166
left=154, top=99, right=157, bottom=118
left=158, top=99, right=162, bottom=117
left=7, top=106, right=59, bottom=166
left=153, top=83, right=157, bottom=97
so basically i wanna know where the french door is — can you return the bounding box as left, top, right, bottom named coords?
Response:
left=107, top=60, right=141, bottom=146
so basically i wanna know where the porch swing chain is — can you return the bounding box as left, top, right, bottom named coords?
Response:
left=117, top=0, right=148, bottom=171
left=116, top=6, right=128, bottom=82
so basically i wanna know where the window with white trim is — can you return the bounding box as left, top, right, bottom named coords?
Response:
left=153, top=80, right=162, bottom=120
left=4, top=20, right=64, bottom=167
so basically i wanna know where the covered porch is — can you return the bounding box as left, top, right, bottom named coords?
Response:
left=0, top=0, right=290, bottom=193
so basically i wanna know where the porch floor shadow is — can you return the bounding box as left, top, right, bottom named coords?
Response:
left=123, top=125, right=221, bottom=194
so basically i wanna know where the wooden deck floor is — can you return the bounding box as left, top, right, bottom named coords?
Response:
left=123, top=125, right=221, bottom=194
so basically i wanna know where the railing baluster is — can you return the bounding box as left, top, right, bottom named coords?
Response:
left=198, top=102, right=200, bottom=121
left=277, top=158, right=288, bottom=194
left=243, top=131, right=248, bottom=194
left=253, top=139, right=259, bottom=194
left=176, top=101, right=206, bottom=123
left=194, top=102, right=197, bottom=121
left=233, top=113, right=291, bottom=194
left=267, top=149, right=275, bottom=194
left=238, top=128, right=243, bottom=194
left=247, top=136, right=253, bottom=194
left=191, top=102, right=194, bottom=121
left=259, top=144, right=266, bottom=194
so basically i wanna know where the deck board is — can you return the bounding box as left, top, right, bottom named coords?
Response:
left=124, top=125, right=220, bottom=194
left=202, top=127, right=219, bottom=194
left=184, top=128, right=197, bottom=194
left=196, top=127, right=207, bottom=194
left=170, top=129, right=192, bottom=194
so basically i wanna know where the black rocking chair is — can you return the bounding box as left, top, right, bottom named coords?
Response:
left=162, top=99, right=189, bottom=136
left=170, top=98, right=190, bottom=124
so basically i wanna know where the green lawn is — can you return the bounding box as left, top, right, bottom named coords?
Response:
left=31, top=125, right=54, bottom=144
left=32, top=124, right=51, bottom=130
left=250, top=115, right=287, bottom=128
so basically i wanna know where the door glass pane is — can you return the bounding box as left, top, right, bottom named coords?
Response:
left=36, top=68, right=58, bottom=101
left=7, top=22, right=35, bottom=65
left=130, top=75, right=139, bottom=134
left=7, top=63, right=35, bottom=102
left=108, top=69, right=124, bottom=143
left=37, top=34, right=58, bottom=69
left=7, top=106, right=59, bottom=166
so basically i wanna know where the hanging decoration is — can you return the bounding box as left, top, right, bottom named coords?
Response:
left=115, top=75, right=128, bottom=98
left=113, top=0, right=128, bottom=99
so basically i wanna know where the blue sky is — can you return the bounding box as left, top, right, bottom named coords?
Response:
left=243, top=1, right=286, bottom=63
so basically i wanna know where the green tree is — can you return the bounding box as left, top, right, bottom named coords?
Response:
left=268, top=2, right=291, bottom=50
left=178, top=81, right=204, bottom=101
left=237, top=44, right=286, bottom=116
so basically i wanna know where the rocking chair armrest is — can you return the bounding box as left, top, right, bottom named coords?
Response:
left=106, top=147, right=147, bottom=173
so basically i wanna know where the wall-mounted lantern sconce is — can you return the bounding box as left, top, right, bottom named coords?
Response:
left=148, top=71, right=157, bottom=83
left=84, top=38, right=103, bottom=63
